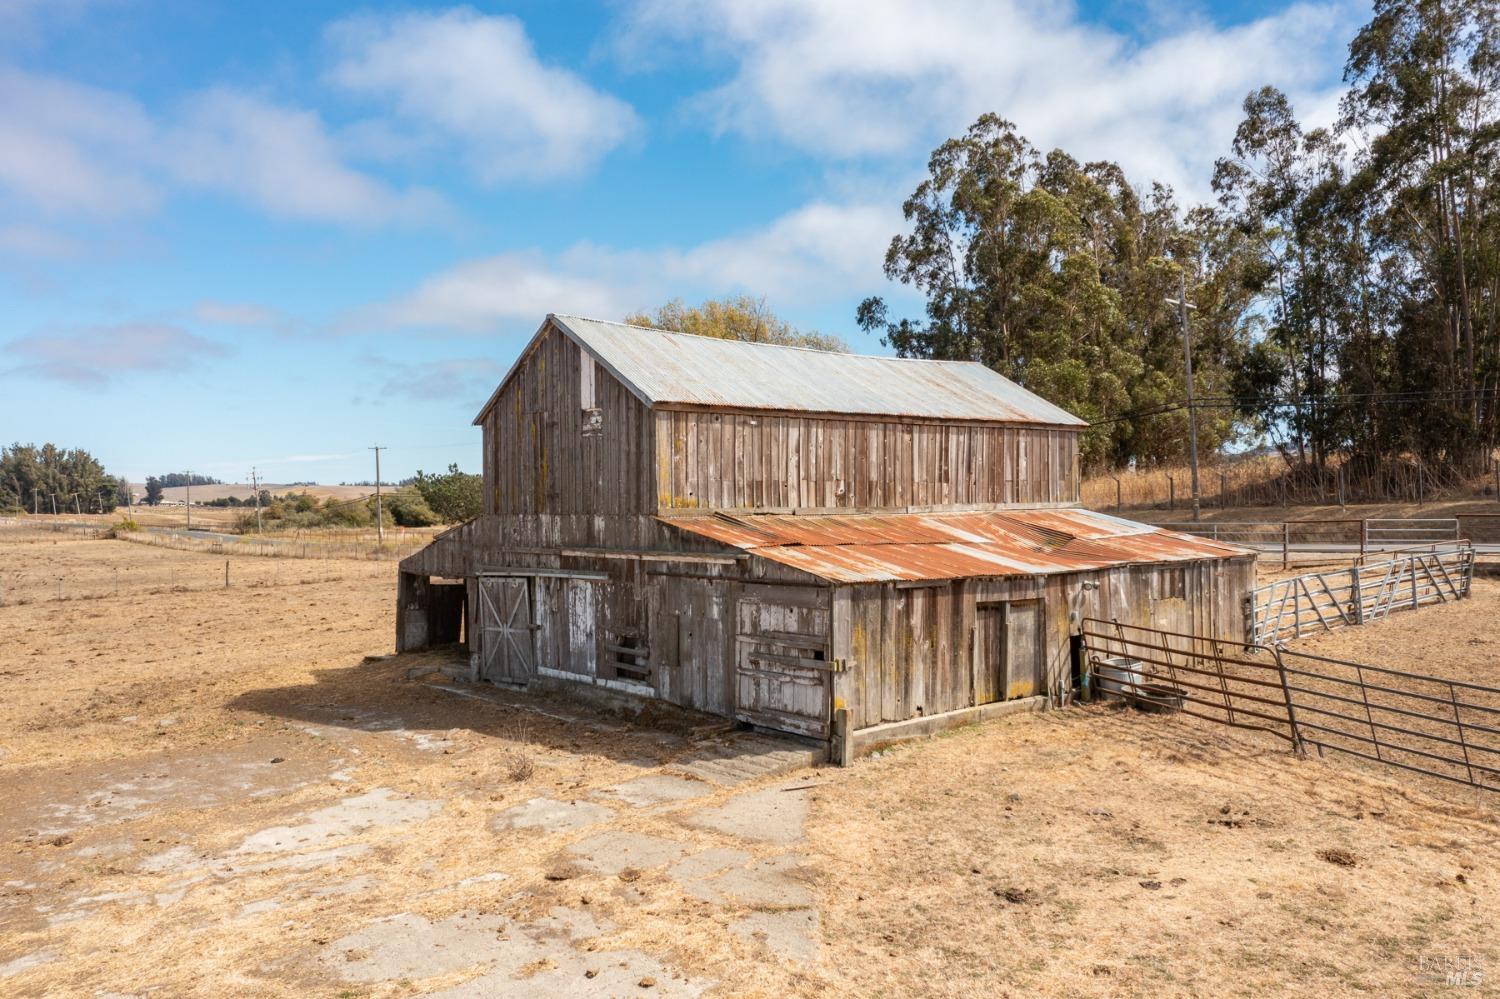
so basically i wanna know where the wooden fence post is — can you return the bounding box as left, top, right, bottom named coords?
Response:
left=1350, top=564, right=1362, bottom=624
left=1282, top=522, right=1290, bottom=571
left=1167, top=475, right=1175, bottom=510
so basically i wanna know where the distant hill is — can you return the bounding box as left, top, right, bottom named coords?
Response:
left=127, top=483, right=374, bottom=505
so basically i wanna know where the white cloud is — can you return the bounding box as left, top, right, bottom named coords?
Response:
left=357, top=197, right=898, bottom=334
left=0, top=66, right=443, bottom=227
left=367, top=355, right=507, bottom=403
left=192, top=300, right=288, bottom=329
left=0, top=222, right=82, bottom=258
left=166, top=90, right=445, bottom=225
left=363, top=250, right=631, bottom=332
left=619, top=0, right=1364, bottom=200
left=4, top=322, right=230, bottom=385
left=327, top=8, right=640, bottom=183
left=0, top=66, right=158, bottom=217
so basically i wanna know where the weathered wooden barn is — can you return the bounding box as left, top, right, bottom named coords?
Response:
left=398, top=314, right=1255, bottom=757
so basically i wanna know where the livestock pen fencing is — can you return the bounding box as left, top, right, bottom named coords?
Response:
left=1248, top=543, right=1474, bottom=643
left=1155, top=516, right=1466, bottom=567
left=1081, top=618, right=1500, bottom=794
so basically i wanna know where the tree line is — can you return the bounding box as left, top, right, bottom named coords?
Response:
left=857, top=0, right=1496, bottom=479
left=0, top=443, right=129, bottom=513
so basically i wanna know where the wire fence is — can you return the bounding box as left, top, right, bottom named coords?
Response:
left=0, top=517, right=432, bottom=562
left=1151, top=516, right=1492, bottom=567
left=0, top=555, right=393, bottom=606
left=1081, top=618, right=1500, bottom=795
left=1083, top=456, right=1500, bottom=512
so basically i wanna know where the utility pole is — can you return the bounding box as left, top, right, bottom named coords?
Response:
left=50, top=494, right=56, bottom=515
left=1166, top=269, right=1201, bottom=522
left=250, top=467, right=262, bottom=533
left=370, top=446, right=385, bottom=544
left=74, top=494, right=81, bottom=516
left=185, top=472, right=191, bottom=531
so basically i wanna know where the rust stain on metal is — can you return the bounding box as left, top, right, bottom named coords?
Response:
left=659, top=508, right=1253, bottom=583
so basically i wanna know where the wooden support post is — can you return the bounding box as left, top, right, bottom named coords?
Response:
left=1167, top=474, right=1174, bottom=511
left=1282, top=522, right=1290, bottom=571
left=1220, top=470, right=1228, bottom=509
left=1350, top=564, right=1363, bottom=625
left=832, top=707, right=853, bottom=767
left=1359, top=520, right=1367, bottom=561
left=225, top=560, right=230, bottom=589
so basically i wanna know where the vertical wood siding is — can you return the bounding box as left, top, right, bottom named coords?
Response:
left=484, top=324, right=656, bottom=518
left=653, top=409, right=1079, bottom=511
left=831, top=558, right=1255, bottom=731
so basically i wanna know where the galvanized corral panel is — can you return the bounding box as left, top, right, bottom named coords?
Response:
left=659, top=508, right=1252, bottom=583
left=496, top=315, right=1086, bottom=427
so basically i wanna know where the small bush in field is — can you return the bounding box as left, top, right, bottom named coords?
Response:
left=105, top=517, right=140, bottom=538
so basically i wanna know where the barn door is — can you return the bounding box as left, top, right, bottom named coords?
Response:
left=477, top=577, right=535, bottom=685
left=975, top=604, right=1005, bottom=704
left=734, top=590, right=831, bottom=739
left=975, top=600, right=1043, bottom=703
left=1003, top=600, right=1042, bottom=700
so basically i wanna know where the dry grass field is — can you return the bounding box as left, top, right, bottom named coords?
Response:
left=1, top=532, right=1497, bottom=997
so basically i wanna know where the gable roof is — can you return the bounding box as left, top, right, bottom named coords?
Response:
left=474, top=314, right=1087, bottom=427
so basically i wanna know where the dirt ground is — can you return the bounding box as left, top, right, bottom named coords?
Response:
left=2, top=535, right=1497, bottom=997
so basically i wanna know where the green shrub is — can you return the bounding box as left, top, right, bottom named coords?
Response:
left=411, top=464, right=482, bottom=522
left=104, top=517, right=140, bottom=538
left=378, top=487, right=441, bottom=527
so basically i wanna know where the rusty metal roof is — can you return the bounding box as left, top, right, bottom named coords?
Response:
left=658, top=508, right=1252, bottom=583
left=543, top=315, right=1087, bottom=426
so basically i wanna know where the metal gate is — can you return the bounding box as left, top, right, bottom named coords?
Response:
left=477, top=576, right=536, bottom=685
left=1249, top=544, right=1474, bottom=643
left=1080, top=618, right=1500, bottom=794
left=733, top=591, right=832, bottom=739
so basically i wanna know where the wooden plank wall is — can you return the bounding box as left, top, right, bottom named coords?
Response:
left=483, top=323, right=656, bottom=518
left=654, top=409, right=1079, bottom=511
left=831, top=557, right=1256, bottom=731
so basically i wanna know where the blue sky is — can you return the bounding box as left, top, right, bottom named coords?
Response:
left=0, top=0, right=1366, bottom=485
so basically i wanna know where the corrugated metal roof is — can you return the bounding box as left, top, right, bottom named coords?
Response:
left=541, top=315, right=1087, bottom=426
left=658, top=508, right=1252, bottom=583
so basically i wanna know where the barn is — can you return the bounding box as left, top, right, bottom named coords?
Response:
left=398, top=314, right=1256, bottom=760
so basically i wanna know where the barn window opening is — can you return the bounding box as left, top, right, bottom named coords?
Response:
left=606, top=632, right=650, bottom=683
left=580, top=355, right=603, bottom=436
